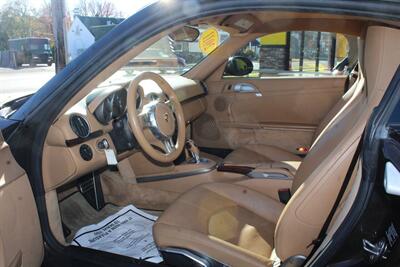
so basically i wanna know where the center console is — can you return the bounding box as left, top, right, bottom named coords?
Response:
left=111, top=136, right=296, bottom=204
left=129, top=139, right=219, bottom=183
left=216, top=162, right=295, bottom=179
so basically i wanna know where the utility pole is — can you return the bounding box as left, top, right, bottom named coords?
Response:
left=315, top=31, right=321, bottom=72
left=329, top=33, right=337, bottom=71
left=51, top=0, right=67, bottom=73
left=299, top=31, right=305, bottom=72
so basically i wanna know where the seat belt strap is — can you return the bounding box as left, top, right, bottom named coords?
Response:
left=343, top=75, right=351, bottom=94
left=278, top=188, right=291, bottom=204
left=344, top=63, right=359, bottom=94
left=306, top=131, right=364, bottom=260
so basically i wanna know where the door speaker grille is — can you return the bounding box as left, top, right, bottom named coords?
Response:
left=194, top=114, right=220, bottom=140
left=214, top=96, right=227, bottom=112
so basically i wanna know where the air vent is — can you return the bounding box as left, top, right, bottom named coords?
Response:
left=70, top=114, right=90, bottom=138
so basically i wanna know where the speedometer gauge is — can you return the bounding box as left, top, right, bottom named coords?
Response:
left=112, top=89, right=127, bottom=118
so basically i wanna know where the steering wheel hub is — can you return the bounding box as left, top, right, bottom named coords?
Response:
left=148, top=102, right=176, bottom=138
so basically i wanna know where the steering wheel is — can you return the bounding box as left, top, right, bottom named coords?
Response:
left=127, top=72, right=186, bottom=163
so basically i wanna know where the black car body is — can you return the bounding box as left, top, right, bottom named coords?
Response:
left=1, top=1, right=400, bottom=267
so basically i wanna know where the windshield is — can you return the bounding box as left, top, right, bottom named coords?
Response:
left=103, top=26, right=229, bottom=85
left=0, top=0, right=159, bottom=107
left=29, top=39, right=51, bottom=51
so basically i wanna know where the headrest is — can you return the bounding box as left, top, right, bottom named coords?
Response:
left=364, top=26, right=400, bottom=99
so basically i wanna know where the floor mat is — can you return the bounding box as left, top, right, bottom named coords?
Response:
left=71, top=205, right=162, bottom=263
left=60, top=192, right=162, bottom=263
left=60, top=192, right=121, bottom=242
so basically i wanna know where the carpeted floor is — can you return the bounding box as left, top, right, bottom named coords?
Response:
left=59, top=192, right=122, bottom=243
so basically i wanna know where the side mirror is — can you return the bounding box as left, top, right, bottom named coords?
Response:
left=169, top=26, right=200, bottom=42
left=225, top=56, right=253, bottom=76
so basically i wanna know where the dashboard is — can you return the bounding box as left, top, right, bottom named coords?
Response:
left=42, top=76, right=207, bottom=191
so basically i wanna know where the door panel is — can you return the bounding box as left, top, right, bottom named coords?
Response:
left=193, top=76, right=346, bottom=154
left=0, top=134, right=43, bottom=267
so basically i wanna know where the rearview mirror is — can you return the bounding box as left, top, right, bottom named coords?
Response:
left=169, top=26, right=200, bottom=42
left=224, top=56, right=254, bottom=76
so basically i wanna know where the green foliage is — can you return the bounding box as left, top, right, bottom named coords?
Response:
left=237, top=47, right=258, bottom=60
left=0, top=0, right=52, bottom=51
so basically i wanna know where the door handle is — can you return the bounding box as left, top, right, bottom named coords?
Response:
left=232, top=83, right=262, bottom=96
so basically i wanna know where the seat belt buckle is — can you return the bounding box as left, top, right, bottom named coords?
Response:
left=278, top=188, right=291, bottom=204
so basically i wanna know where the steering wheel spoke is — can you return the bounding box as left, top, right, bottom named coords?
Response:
left=162, top=137, right=176, bottom=154
left=165, top=99, right=178, bottom=113
left=136, top=111, right=147, bottom=128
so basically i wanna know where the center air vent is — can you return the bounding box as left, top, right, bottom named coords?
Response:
left=70, top=114, right=90, bottom=138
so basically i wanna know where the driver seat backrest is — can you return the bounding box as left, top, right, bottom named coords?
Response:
left=274, top=25, right=400, bottom=260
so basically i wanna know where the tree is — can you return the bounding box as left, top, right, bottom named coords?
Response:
left=0, top=0, right=58, bottom=50
left=0, top=0, right=35, bottom=49
left=36, top=0, right=53, bottom=39
left=75, top=0, right=122, bottom=17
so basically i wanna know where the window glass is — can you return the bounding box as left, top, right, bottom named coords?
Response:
left=224, top=31, right=357, bottom=78
left=103, top=26, right=229, bottom=85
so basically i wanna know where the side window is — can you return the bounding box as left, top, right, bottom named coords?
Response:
left=224, top=31, right=358, bottom=78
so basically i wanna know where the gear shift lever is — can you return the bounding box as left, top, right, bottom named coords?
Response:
left=186, top=139, right=200, bottom=163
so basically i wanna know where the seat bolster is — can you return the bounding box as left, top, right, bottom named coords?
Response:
left=156, top=183, right=284, bottom=227
left=225, top=144, right=302, bottom=165
left=153, top=183, right=284, bottom=266
left=154, top=223, right=274, bottom=267
left=201, top=183, right=285, bottom=223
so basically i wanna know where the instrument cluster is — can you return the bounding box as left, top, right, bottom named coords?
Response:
left=94, top=89, right=127, bottom=125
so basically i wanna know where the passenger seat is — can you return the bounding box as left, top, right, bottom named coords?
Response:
left=224, top=68, right=363, bottom=172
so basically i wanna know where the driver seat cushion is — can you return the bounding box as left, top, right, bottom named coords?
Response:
left=224, top=144, right=302, bottom=171
left=153, top=182, right=284, bottom=267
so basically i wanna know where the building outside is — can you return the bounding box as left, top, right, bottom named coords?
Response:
left=67, top=16, right=124, bottom=61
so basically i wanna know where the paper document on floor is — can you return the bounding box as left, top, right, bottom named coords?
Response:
left=71, top=205, right=162, bottom=263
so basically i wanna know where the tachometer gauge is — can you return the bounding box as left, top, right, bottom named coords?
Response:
left=94, top=95, right=112, bottom=125
left=112, top=89, right=127, bottom=118
left=102, top=95, right=113, bottom=122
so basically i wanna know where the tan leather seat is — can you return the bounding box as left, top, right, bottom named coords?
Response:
left=154, top=182, right=283, bottom=266
left=153, top=26, right=400, bottom=266
left=224, top=144, right=302, bottom=164
left=224, top=72, right=362, bottom=167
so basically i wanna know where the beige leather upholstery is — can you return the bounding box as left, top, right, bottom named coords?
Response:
left=225, top=74, right=362, bottom=166
left=195, top=77, right=344, bottom=154
left=0, top=134, right=44, bottom=267
left=153, top=183, right=283, bottom=267
left=224, top=144, right=302, bottom=165
left=153, top=26, right=400, bottom=266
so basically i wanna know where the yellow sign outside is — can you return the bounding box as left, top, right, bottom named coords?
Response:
left=260, top=32, right=287, bottom=46
left=336, top=34, right=348, bottom=59
left=199, top=28, right=219, bottom=54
